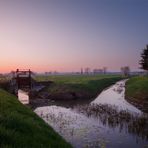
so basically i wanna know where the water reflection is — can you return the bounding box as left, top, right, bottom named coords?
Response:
left=74, top=104, right=148, bottom=140
left=92, top=80, right=141, bottom=113
left=35, top=105, right=148, bottom=148
left=18, top=89, right=29, bottom=104
left=34, top=80, right=148, bottom=148
left=35, top=106, right=107, bottom=148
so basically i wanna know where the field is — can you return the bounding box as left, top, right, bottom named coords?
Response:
left=34, top=74, right=122, bottom=100
left=35, top=74, right=121, bottom=83
left=0, top=89, right=72, bottom=148
left=125, top=76, right=148, bottom=112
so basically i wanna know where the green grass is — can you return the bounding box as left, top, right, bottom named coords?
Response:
left=126, top=76, right=148, bottom=101
left=35, top=74, right=120, bottom=84
left=35, top=75, right=122, bottom=99
left=0, top=89, right=72, bottom=148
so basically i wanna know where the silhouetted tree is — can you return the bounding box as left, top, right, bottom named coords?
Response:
left=139, top=45, right=148, bottom=73
left=81, top=68, right=83, bottom=74
left=103, top=67, right=107, bottom=74
left=85, top=67, right=91, bottom=74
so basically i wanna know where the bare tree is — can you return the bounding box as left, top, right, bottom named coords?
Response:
left=81, top=68, right=83, bottom=75
left=103, top=67, right=107, bottom=74
left=85, top=67, right=91, bottom=74
left=121, top=66, right=130, bottom=77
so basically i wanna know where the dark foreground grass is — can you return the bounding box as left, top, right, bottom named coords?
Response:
left=0, top=76, right=10, bottom=91
left=125, top=76, right=148, bottom=112
left=0, top=89, right=72, bottom=148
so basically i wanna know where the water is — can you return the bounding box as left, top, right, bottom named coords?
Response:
left=92, top=80, right=141, bottom=113
left=34, top=80, right=148, bottom=148
left=17, top=85, right=45, bottom=105
left=18, top=89, right=29, bottom=104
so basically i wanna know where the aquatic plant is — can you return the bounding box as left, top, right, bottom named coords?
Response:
left=74, top=104, right=148, bottom=140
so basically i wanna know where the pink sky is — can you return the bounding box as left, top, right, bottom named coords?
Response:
left=0, top=1, right=147, bottom=73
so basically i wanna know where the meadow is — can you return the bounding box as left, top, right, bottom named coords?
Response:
left=35, top=74, right=121, bottom=84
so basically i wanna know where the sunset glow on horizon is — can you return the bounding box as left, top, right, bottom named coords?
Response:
left=0, top=0, right=148, bottom=73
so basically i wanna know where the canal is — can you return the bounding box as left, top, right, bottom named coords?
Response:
left=19, top=80, right=148, bottom=147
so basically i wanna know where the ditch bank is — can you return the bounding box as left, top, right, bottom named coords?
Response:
left=0, top=89, right=72, bottom=148
left=125, top=76, right=148, bottom=113
left=29, top=77, right=122, bottom=108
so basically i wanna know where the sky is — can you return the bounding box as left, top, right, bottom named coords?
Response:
left=0, top=0, right=148, bottom=73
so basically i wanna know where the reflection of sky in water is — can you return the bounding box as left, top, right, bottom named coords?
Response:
left=92, top=80, right=141, bottom=114
left=34, top=80, right=148, bottom=148
left=18, top=89, right=29, bottom=104
left=35, top=105, right=147, bottom=148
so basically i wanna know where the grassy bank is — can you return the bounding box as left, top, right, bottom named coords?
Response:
left=0, top=76, right=10, bottom=91
left=0, top=89, right=72, bottom=148
left=125, top=76, right=148, bottom=112
left=34, top=75, right=122, bottom=100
